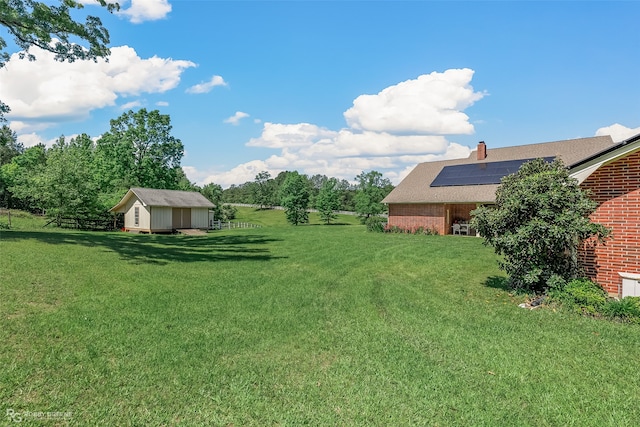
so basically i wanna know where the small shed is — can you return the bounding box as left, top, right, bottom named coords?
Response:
left=110, top=187, right=215, bottom=233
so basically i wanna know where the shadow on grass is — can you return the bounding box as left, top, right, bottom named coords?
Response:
left=304, top=223, right=356, bottom=227
left=484, top=276, right=510, bottom=291
left=1, top=230, right=285, bottom=265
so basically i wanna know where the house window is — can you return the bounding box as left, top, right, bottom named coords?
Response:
left=134, top=207, right=139, bottom=226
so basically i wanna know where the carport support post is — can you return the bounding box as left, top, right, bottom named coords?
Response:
left=446, top=208, right=450, bottom=234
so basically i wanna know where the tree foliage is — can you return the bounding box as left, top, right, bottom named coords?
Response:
left=0, top=125, right=23, bottom=165
left=354, top=170, right=393, bottom=223
left=0, top=108, right=194, bottom=224
left=0, top=124, right=23, bottom=206
left=95, top=108, right=184, bottom=194
left=280, top=171, right=310, bottom=225
left=36, top=134, right=102, bottom=222
left=1, top=143, right=46, bottom=210
left=252, top=170, right=276, bottom=209
left=315, top=177, right=341, bottom=224
left=201, top=182, right=223, bottom=217
left=471, top=158, right=610, bottom=293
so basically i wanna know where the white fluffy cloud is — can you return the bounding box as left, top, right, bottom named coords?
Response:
left=247, top=123, right=338, bottom=148
left=120, top=100, right=142, bottom=110
left=117, top=0, right=172, bottom=23
left=187, top=127, right=471, bottom=188
left=344, top=68, right=485, bottom=135
left=188, top=140, right=472, bottom=189
left=16, top=133, right=46, bottom=148
left=2, top=44, right=193, bottom=134
left=185, top=69, right=487, bottom=187
left=224, top=111, right=250, bottom=125
left=0, top=44, right=195, bottom=127
left=595, top=123, right=640, bottom=142
left=186, top=75, right=227, bottom=94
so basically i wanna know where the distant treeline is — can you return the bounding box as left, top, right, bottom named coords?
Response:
left=0, top=109, right=394, bottom=225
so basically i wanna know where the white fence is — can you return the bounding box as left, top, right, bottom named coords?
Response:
left=209, top=220, right=261, bottom=230
left=227, top=203, right=369, bottom=216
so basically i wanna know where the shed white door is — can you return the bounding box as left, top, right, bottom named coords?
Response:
left=172, top=208, right=192, bottom=228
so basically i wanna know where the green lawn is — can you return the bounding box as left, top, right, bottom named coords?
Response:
left=1, top=211, right=639, bottom=425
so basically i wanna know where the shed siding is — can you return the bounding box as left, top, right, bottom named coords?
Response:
left=191, top=208, right=209, bottom=229
left=124, top=198, right=150, bottom=230
left=151, top=207, right=173, bottom=231
left=580, top=149, right=640, bottom=296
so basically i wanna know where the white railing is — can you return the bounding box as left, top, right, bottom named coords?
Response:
left=209, top=220, right=261, bottom=230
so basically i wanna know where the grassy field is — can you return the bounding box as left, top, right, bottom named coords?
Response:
left=1, top=210, right=640, bottom=425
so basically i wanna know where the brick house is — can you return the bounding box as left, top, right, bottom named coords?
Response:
left=383, top=134, right=640, bottom=295
left=575, top=133, right=640, bottom=296
left=383, top=135, right=615, bottom=235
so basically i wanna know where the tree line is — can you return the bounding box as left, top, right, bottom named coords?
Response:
left=218, top=169, right=395, bottom=225
left=0, top=108, right=394, bottom=226
left=0, top=109, right=188, bottom=224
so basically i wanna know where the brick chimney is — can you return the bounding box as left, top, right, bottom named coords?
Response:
left=477, top=141, right=487, bottom=160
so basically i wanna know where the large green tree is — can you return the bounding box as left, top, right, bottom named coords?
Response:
left=0, top=125, right=22, bottom=165
left=315, top=177, right=341, bottom=225
left=280, top=171, right=310, bottom=225
left=223, top=182, right=253, bottom=204
left=354, top=170, right=393, bottom=223
left=0, top=124, right=23, bottom=206
left=95, top=109, right=185, bottom=198
left=0, top=0, right=117, bottom=118
left=35, top=134, right=101, bottom=222
left=2, top=143, right=46, bottom=210
left=471, top=158, right=610, bottom=293
left=252, top=171, right=276, bottom=209
left=201, top=182, right=223, bottom=218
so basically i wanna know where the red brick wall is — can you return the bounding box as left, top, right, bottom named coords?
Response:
left=387, top=203, right=478, bottom=234
left=579, top=149, right=640, bottom=295
left=387, top=204, right=446, bottom=234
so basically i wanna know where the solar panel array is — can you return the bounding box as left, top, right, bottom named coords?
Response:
left=430, top=157, right=556, bottom=187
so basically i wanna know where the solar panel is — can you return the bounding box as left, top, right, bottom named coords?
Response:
left=430, top=157, right=555, bottom=187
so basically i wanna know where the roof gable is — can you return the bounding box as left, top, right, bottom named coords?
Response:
left=570, top=133, right=640, bottom=183
left=110, top=188, right=214, bottom=212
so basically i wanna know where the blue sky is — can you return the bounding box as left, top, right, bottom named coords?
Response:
left=1, top=0, right=638, bottom=187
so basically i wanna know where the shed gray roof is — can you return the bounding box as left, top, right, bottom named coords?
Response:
left=382, top=135, right=616, bottom=205
left=110, top=187, right=214, bottom=212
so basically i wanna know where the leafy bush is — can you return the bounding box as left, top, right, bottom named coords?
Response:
left=471, top=158, right=610, bottom=292
left=602, top=297, right=640, bottom=323
left=548, top=278, right=640, bottom=324
left=548, top=278, right=608, bottom=315
left=221, top=204, right=237, bottom=221
left=365, top=216, right=387, bottom=232
left=383, top=224, right=439, bottom=235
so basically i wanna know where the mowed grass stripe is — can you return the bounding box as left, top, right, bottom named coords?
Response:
left=1, top=216, right=640, bottom=425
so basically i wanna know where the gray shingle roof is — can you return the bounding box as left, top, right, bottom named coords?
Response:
left=110, top=188, right=214, bottom=212
left=382, top=135, right=615, bottom=204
